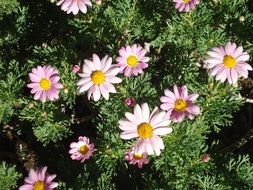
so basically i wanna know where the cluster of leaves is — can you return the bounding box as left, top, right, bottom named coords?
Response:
left=0, top=0, right=253, bottom=189
left=0, top=0, right=19, bottom=18
left=0, top=162, right=22, bottom=190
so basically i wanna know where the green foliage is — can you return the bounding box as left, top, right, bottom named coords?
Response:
left=192, top=154, right=253, bottom=190
left=0, top=0, right=19, bottom=18
left=0, top=162, right=22, bottom=190
left=0, top=60, right=27, bottom=124
left=192, top=79, right=244, bottom=132
left=19, top=98, right=73, bottom=146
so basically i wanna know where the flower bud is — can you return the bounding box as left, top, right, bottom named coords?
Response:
left=202, top=154, right=210, bottom=163
left=72, top=65, right=80, bottom=73
left=96, top=0, right=102, bottom=5
left=124, top=97, right=136, bottom=107
left=239, top=16, right=245, bottom=22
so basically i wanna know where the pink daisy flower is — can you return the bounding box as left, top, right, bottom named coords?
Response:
left=19, top=166, right=58, bottom=190
left=56, top=0, right=92, bottom=15
left=119, top=103, right=172, bottom=156
left=69, top=136, right=95, bottom=163
left=173, top=0, right=199, bottom=12
left=205, top=42, right=252, bottom=84
left=77, top=54, right=122, bottom=101
left=125, top=147, right=149, bottom=168
left=116, top=44, right=149, bottom=77
left=27, top=65, right=63, bottom=102
left=160, top=85, right=200, bottom=123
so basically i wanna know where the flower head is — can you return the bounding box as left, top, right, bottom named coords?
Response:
left=124, top=97, right=136, bottom=107
left=69, top=136, right=95, bottom=162
left=56, top=0, right=92, bottom=15
left=27, top=66, right=63, bottom=102
left=160, top=85, right=200, bottom=123
left=173, top=0, right=199, bottom=12
left=116, top=44, right=149, bottom=77
left=125, top=147, right=149, bottom=168
left=19, top=166, right=58, bottom=190
left=77, top=54, right=122, bottom=101
left=205, top=42, right=252, bottom=84
left=119, top=103, right=172, bottom=156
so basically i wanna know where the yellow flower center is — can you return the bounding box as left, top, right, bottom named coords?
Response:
left=183, top=0, right=190, bottom=3
left=174, top=99, right=187, bottom=112
left=34, top=181, right=45, bottom=190
left=137, top=123, right=153, bottom=139
left=91, top=70, right=105, bottom=85
left=79, top=145, right=89, bottom=155
left=127, top=56, right=138, bottom=67
left=133, top=153, right=143, bottom=160
left=223, top=55, right=237, bottom=68
left=39, top=78, right=51, bottom=90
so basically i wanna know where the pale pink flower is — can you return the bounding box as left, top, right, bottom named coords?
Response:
left=77, top=54, right=122, bottom=101
left=19, top=166, right=58, bottom=190
left=205, top=42, right=252, bottom=84
left=119, top=103, right=172, bottom=156
left=124, top=97, right=136, bottom=107
left=72, top=65, right=80, bottom=73
left=56, top=0, right=92, bottom=15
left=125, top=147, right=149, bottom=168
left=173, top=0, right=199, bottom=12
left=160, top=85, right=200, bottom=123
left=27, top=66, right=63, bottom=102
left=69, top=136, right=95, bottom=162
left=116, top=44, right=149, bottom=77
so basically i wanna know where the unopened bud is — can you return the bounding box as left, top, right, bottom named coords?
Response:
left=28, top=103, right=34, bottom=109
left=96, top=0, right=102, bottom=5
left=239, top=16, right=245, bottom=22
left=124, top=97, right=136, bottom=107
left=202, top=154, right=210, bottom=163
left=42, top=43, right=48, bottom=48
left=64, top=88, right=69, bottom=94
left=72, top=65, right=80, bottom=73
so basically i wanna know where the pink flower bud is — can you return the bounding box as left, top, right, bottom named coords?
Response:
left=72, top=65, right=80, bottom=73
left=124, top=97, right=136, bottom=107
left=96, top=0, right=102, bottom=5
left=202, top=154, right=210, bottom=163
